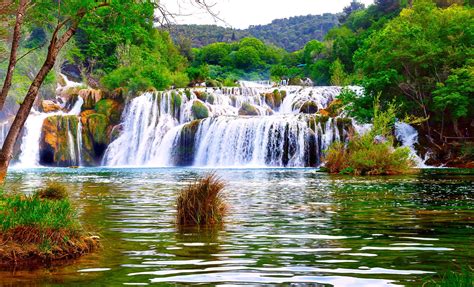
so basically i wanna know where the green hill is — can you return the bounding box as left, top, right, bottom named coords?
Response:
left=171, top=13, right=339, bottom=52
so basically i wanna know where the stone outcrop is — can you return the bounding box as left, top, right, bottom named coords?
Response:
left=41, top=100, right=61, bottom=113
left=39, top=115, right=80, bottom=166
left=238, top=103, right=259, bottom=116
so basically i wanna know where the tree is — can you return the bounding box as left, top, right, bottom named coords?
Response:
left=0, top=0, right=28, bottom=109
left=339, top=0, right=366, bottom=22
left=354, top=0, right=473, bottom=140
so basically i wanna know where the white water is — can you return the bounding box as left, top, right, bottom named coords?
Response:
left=395, top=122, right=428, bottom=167
left=15, top=96, right=84, bottom=167
left=103, top=86, right=351, bottom=167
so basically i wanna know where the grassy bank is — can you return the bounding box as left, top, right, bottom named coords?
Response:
left=0, top=183, right=99, bottom=268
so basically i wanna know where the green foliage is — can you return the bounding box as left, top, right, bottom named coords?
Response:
left=190, top=37, right=287, bottom=81
left=433, top=64, right=474, bottom=119
left=330, top=59, right=351, bottom=86
left=100, top=30, right=187, bottom=93
left=337, top=88, right=374, bottom=122
left=0, top=194, right=79, bottom=231
left=171, top=14, right=339, bottom=52
left=324, top=97, right=413, bottom=175
left=355, top=1, right=473, bottom=127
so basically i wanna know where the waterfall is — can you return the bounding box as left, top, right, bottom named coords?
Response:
left=395, top=122, right=428, bottom=167
left=15, top=96, right=84, bottom=168
left=16, top=112, right=52, bottom=168
left=76, top=120, right=83, bottom=166
left=103, top=86, right=353, bottom=167
left=193, top=116, right=309, bottom=167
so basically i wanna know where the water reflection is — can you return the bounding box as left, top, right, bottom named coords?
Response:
left=0, top=168, right=472, bottom=286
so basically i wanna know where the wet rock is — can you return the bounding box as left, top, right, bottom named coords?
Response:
left=191, top=101, right=209, bottom=120
left=81, top=113, right=110, bottom=166
left=95, top=99, right=123, bottom=124
left=238, top=103, right=259, bottom=116
left=41, top=100, right=61, bottom=113
left=299, top=101, right=318, bottom=114
left=39, top=115, right=80, bottom=166
left=79, top=89, right=102, bottom=110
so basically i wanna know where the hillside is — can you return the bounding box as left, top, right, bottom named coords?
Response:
left=171, top=13, right=339, bottom=52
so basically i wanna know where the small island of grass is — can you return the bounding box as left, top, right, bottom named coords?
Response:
left=0, top=182, right=99, bottom=268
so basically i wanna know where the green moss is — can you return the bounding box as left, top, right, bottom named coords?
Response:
left=86, top=113, right=109, bottom=145
left=171, top=91, right=182, bottom=118
left=94, top=99, right=122, bottom=124
left=184, top=89, right=192, bottom=100
left=191, top=101, right=209, bottom=120
left=238, top=103, right=259, bottom=116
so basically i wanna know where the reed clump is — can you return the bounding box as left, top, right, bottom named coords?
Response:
left=0, top=184, right=99, bottom=268
left=36, top=181, right=68, bottom=200
left=176, top=174, right=227, bottom=226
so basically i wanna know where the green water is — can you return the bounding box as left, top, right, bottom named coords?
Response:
left=0, top=168, right=472, bottom=286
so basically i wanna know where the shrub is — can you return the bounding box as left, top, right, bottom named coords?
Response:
left=176, top=174, right=227, bottom=226
left=324, top=97, right=414, bottom=175
left=36, top=182, right=68, bottom=200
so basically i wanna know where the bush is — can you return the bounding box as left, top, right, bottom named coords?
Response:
left=176, top=174, right=227, bottom=226
left=324, top=98, right=414, bottom=175
left=35, top=182, right=68, bottom=200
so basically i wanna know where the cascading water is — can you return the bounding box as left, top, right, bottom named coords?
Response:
left=15, top=97, right=84, bottom=167
left=103, top=86, right=354, bottom=167
left=395, top=122, right=429, bottom=167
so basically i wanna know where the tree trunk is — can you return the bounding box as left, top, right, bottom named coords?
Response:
left=0, top=0, right=28, bottom=110
left=0, top=19, right=81, bottom=183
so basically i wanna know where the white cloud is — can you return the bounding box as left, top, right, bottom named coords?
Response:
left=160, top=0, right=375, bottom=29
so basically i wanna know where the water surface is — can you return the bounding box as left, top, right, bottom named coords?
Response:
left=1, top=168, right=472, bottom=286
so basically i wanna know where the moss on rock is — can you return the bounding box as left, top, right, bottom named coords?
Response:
left=191, top=101, right=209, bottom=120
left=94, top=99, right=122, bottom=124
left=299, top=101, right=318, bottom=114
left=238, top=103, right=260, bottom=116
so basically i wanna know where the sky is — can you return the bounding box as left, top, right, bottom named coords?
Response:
left=160, top=0, right=375, bottom=29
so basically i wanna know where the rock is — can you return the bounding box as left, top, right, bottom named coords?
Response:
left=264, top=89, right=286, bottom=110
left=79, top=89, right=102, bottom=110
left=95, top=99, right=123, bottom=124
left=174, top=120, right=202, bottom=166
left=191, top=101, right=209, bottom=120
left=41, top=100, right=61, bottom=113
left=299, top=101, right=318, bottom=114
left=238, top=103, right=259, bottom=116
left=39, top=115, right=80, bottom=166
left=81, top=113, right=110, bottom=166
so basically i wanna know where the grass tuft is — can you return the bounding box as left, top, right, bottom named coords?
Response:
left=35, top=181, right=68, bottom=200
left=176, top=173, right=227, bottom=226
left=423, top=266, right=473, bottom=287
